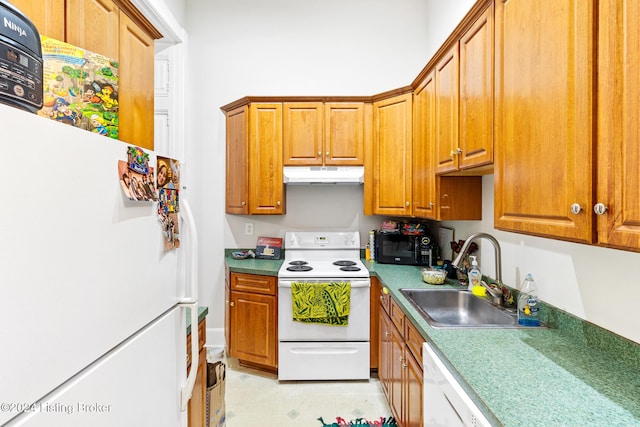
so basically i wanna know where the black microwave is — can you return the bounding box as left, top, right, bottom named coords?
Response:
left=375, top=232, right=435, bottom=266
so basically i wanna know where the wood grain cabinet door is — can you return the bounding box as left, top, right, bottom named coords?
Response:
left=249, top=103, right=285, bottom=214
left=372, top=93, right=413, bottom=216
left=459, top=3, right=494, bottom=170
left=494, top=0, right=594, bottom=243
left=412, top=71, right=437, bottom=219
left=597, top=0, right=640, bottom=251
left=66, top=0, right=119, bottom=59
left=229, top=290, right=277, bottom=368
left=324, top=102, right=365, bottom=165
left=10, top=0, right=65, bottom=40
left=378, top=309, right=392, bottom=398
left=403, top=349, right=423, bottom=427
left=283, top=102, right=324, bottom=165
left=118, top=10, right=154, bottom=149
left=434, top=44, right=459, bottom=175
left=225, top=106, right=249, bottom=214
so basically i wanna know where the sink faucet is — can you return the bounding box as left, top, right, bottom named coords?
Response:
left=451, top=232, right=502, bottom=284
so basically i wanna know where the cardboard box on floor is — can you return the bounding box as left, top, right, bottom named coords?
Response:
left=206, top=361, right=226, bottom=427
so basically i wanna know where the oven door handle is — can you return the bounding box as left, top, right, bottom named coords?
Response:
left=278, top=279, right=370, bottom=288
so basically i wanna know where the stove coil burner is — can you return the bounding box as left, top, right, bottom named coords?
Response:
left=333, top=260, right=357, bottom=267
left=286, top=265, right=313, bottom=272
left=339, top=266, right=361, bottom=272
left=288, top=260, right=308, bottom=266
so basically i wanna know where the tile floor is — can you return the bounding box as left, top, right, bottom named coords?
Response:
left=218, top=355, right=392, bottom=426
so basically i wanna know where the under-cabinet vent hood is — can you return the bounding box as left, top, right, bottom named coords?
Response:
left=283, top=166, right=364, bottom=185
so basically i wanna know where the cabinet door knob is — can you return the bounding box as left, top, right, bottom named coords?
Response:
left=456, top=147, right=462, bottom=154
left=570, top=203, right=582, bottom=214
left=241, top=201, right=246, bottom=206
left=429, top=202, right=434, bottom=208
left=326, top=151, right=329, bottom=157
left=229, top=301, right=235, bottom=307
left=405, top=201, right=410, bottom=207
left=402, top=362, right=408, bottom=368
left=317, top=151, right=322, bottom=157
left=594, top=203, right=608, bottom=215
left=450, top=150, right=455, bottom=157
left=277, top=200, right=281, bottom=206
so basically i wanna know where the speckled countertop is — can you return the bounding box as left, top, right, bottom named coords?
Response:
left=186, top=306, right=208, bottom=335
left=226, top=254, right=640, bottom=426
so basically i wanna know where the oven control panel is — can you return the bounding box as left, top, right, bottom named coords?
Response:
left=286, top=231, right=359, bottom=249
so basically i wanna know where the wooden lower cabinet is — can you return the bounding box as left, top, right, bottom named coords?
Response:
left=227, top=272, right=278, bottom=370
left=379, top=286, right=423, bottom=427
left=187, top=316, right=207, bottom=427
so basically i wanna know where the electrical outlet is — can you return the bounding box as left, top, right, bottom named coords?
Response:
left=245, top=223, right=254, bottom=235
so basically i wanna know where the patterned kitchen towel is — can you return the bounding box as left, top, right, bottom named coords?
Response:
left=291, top=282, right=351, bottom=326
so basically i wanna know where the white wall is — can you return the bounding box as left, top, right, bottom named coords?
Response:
left=158, top=0, right=186, bottom=27
left=183, top=0, right=640, bottom=346
left=184, top=0, right=465, bottom=345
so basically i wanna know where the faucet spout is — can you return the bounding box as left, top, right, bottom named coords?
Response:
left=451, top=232, right=502, bottom=284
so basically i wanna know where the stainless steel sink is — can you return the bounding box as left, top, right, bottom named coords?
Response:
left=400, top=288, right=542, bottom=329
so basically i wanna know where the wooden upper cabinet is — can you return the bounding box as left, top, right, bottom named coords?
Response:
left=434, top=44, right=459, bottom=174
left=17, top=0, right=160, bottom=150
left=372, top=93, right=413, bottom=216
left=10, top=0, right=65, bottom=40
left=66, top=0, right=119, bottom=59
left=249, top=103, right=285, bottom=214
left=597, top=0, right=640, bottom=251
left=225, top=106, right=249, bottom=214
left=494, top=0, right=594, bottom=243
left=118, top=10, right=154, bottom=149
left=458, top=3, right=493, bottom=170
left=324, top=102, right=365, bottom=165
left=412, top=71, right=437, bottom=219
left=283, top=102, right=365, bottom=166
left=283, top=102, right=324, bottom=165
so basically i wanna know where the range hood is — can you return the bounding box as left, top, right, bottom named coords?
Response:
left=283, top=166, right=364, bottom=185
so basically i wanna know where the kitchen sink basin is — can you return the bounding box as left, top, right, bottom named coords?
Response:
left=400, top=288, right=543, bottom=329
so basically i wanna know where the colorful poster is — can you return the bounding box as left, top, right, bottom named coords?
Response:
left=38, top=36, right=119, bottom=139
left=157, top=156, right=181, bottom=250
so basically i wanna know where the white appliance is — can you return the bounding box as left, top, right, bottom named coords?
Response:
left=283, top=166, right=364, bottom=184
left=0, top=104, right=199, bottom=426
left=423, top=342, right=491, bottom=427
left=277, top=231, right=370, bottom=381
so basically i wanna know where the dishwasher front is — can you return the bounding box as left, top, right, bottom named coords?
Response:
left=423, top=342, right=492, bottom=427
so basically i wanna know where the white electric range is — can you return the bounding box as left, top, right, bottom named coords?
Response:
left=277, top=231, right=371, bottom=381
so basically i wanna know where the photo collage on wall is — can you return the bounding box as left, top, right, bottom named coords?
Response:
left=117, top=148, right=180, bottom=251
left=157, top=156, right=180, bottom=250
left=118, top=147, right=157, bottom=202
left=38, top=36, right=119, bottom=139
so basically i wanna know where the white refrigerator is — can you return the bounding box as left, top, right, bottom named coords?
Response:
left=0, top=103, right=199, bottom=426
